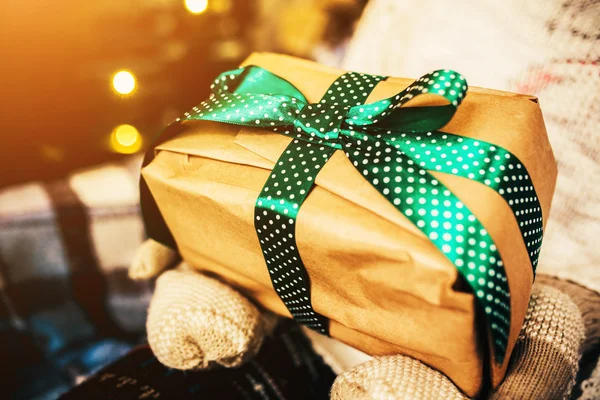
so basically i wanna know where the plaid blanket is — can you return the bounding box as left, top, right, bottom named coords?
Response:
left=0, top=156, right=151, bottom=399
left=0, top=155, right=338, bottom=400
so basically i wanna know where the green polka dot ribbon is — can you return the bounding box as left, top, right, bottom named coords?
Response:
left=177, top=65, right=543, bottom=364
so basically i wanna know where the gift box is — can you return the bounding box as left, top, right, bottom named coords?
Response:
left=140, top=53, right=557, bottom=396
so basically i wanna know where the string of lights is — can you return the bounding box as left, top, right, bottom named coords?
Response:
left=107, top=2, right=210, bottom=155
left=104, top=0, right=248, bottom=156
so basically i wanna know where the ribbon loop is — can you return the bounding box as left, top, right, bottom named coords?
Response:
left=346, top=69, right=467, bottom=133
left=185, top=92, right=303, bottom=129
left=211, top=65, right=309, bottom=102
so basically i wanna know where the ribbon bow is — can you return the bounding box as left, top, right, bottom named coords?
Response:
left=158, top=65, right=544, bottom=364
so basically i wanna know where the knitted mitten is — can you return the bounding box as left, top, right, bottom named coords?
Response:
left=331, top=276, right=600, bottom=400
left=146, top=266, right=278, bottom=370
left=130, top=240, right=275, bottom=370
left=132, top=240, right=599, bottom=398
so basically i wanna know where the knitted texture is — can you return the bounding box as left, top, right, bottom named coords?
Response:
left=536, top=275, right=600, bottom=399
left=331, top=282, right=587, bottom=399
left=330, top=355, right=468, bottom=400
left=491, top=284, right=585, bottom=400
left=146, top=267, right=268, bottom=370
left=537, top=274, right=600, bottom=355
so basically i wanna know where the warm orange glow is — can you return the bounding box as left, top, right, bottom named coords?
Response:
left=110, top=124, right=142, bottom=154
left=112, top=70, right=136, bottom=95
left=185, top=0, right=208, bottom=14
left=39, top=145, right=64, bottom=162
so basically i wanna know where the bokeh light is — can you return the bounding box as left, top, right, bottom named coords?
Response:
left=112, top=70, right=136, bottom=95
left=185, top=0, right=209, bottom=14
left=110, top=124, right=142, bottom=154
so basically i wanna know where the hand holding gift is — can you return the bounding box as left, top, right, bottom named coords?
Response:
left=131, top=239, right=599, bottom=399
left=135, top=53, right=565, bottom=397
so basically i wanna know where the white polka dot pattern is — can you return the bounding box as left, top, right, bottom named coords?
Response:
left=254, top=72, right=382, bottom=335
left=174, top=65, right=545, bottom=364
left=341, top=135, right=511, bottom=361
left=255, top=141, right=335, bottom=333
left=384, top=131, right=543, bottom=271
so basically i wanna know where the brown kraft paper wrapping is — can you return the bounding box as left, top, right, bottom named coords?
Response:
left=141, top=53, right=557, bottom=397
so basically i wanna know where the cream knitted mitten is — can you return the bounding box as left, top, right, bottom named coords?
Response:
left=130, top=240, right=277, bottom=370
left=331, top=355, right=469, bottom=400
left=146, top=266, right=278, bottom=370
left=132, top=240, right=599, bottom=398
left=331, top=277, right=599, bottom=399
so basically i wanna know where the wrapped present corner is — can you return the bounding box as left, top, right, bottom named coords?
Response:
left=140, top=53, right=557, bottom=396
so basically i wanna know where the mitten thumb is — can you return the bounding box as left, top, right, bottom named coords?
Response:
left=129, top=239, right=179, bottom=280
